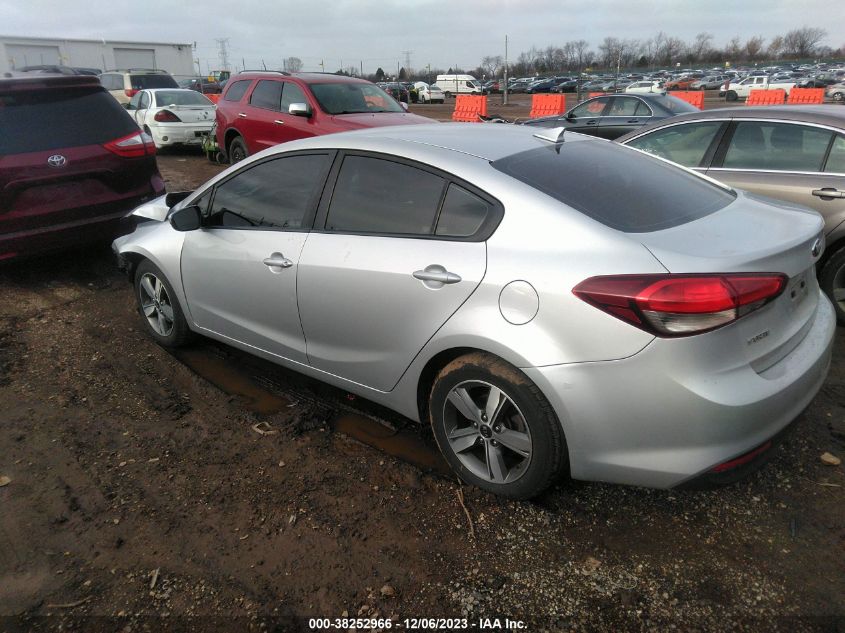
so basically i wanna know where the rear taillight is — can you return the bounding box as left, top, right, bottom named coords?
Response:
left=154, top=109, right=181, bottom=122
left=573, top=273, right=787, bottom=337
left=125, top=88, right=138, bottom=98
left=103, top=131, right=156, bottom=158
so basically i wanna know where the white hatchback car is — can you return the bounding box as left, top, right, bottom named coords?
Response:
left=414, top=82, right=445, bottom=104
left=127, top=88, right=215, bottom=149
left=625, top=80, right=665, bottom=94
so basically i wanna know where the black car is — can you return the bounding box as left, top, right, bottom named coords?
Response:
left=796, top=78, right=837, bottom=89
left=551, top=79, right=578, bottom=93
left=521, top=93, right=699, bottom=140
left=525, top=77, right=571, bottom=94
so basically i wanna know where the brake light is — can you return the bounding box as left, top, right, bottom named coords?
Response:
left=154, top=109, right=181, bottom=122
left=125, top=88, right=138, bottom=98
left=573, top=273, right=787, bottom=336
left=102, top=131, right=156, bottom=158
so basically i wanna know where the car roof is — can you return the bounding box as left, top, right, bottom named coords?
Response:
left=281, top=122, right=595, bottom=162
left=0, top=72, right=101, bottom=92
left=638, top=105, right=845, bottom=127
left=235, top=71, right=370, bottom=85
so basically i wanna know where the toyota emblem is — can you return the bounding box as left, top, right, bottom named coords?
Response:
left=811, top=238, right=822, bottom=258
left=47, top=154, right=67, bottom=168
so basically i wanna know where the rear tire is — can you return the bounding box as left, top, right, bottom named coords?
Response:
left=726, top=90, right=738, bottom=101
left=429, top=352, right=566, bottom=499
left=228, top=136, right=248, bottom=164
left=820, top=246, right=845, bottom=324
left=134, top=260, right=192, bottom=348
left=833, top=92, right=844, bottom=102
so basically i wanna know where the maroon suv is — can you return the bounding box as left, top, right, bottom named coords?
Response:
left=215, top=71, right=431, bottom=163
left=0, top=73, right=165, bottom=260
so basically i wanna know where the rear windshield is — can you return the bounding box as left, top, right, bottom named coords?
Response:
left=154, top=90, right=212, bottom=106
left=130, top=74, right=178, bottom=89
left=491, top=141, right=735, bottom=233
left=0, top=87, right=137, bottom=155
left=309, top=82, right=405, bottom=114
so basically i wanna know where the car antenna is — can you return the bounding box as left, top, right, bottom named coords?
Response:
left=532, top=127, right=566, bottom=143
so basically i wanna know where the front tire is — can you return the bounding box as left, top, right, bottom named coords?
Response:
left=429, top=352, right=566, bottom=499
left=134, top=260, right=192, bottom=348
left=833, top=92, right=844, bottom=102
left=820, top=246, right=845, bottom=324
left=228, top=136, right=248, bottom=164
left=726, top=90, right=738, bottom=102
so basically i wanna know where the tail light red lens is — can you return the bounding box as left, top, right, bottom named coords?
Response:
left=125, top=88, right=138, bottom=98
left=573, top=274, right=787, bottom=337
left=103, top=131, right=156, bottom=158
left=154, top=109, right=181, bottom=122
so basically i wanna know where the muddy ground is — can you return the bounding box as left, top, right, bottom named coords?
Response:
left=1, top=103, right=844, bottom=632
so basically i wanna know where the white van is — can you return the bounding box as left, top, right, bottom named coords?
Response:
left=433, top=74, right=483, bottom=98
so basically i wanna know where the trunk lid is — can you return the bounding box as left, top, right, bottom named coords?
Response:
left=157, top=105, right=215, bottom=124
left=637, top=192, right=825, bottom=370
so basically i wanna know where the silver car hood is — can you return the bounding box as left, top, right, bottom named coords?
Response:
left=129, top=194, right=171, bottom=222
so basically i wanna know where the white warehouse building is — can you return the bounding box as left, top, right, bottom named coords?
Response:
left=0, top=35, right=195, bottom=76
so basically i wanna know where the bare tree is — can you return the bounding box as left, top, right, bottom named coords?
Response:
left=480, top=55, right=503, bottom=77
left=690, top=32, right=714, bottom=63
left=767, top=35, right=784, bottom=60
left=570, top=39, right=592, bottom=71
left=284, top=57, right=303, bottom=72
left=782, top=27, right=827, bottom=58
left=724, top=36, right=743, bottom=61
left=745, top=36, right=765, bottom=62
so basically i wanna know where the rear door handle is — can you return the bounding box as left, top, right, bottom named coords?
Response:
left=263, top=253, right=293, bottom=269
left=627, top=119, right=640, bottom=123
left=812, top=188, right=845, bottom=199
left=586, top=119, right=598, bottom=125
left=413, top=266, right=462, bottom=286
left=238, top=112, right=247, bottom=118
left=274, top=119, right=285, bottom=125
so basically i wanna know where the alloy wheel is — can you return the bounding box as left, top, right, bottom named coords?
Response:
left=139, top=273, right=175, bottom=337
left=833, top=264, right=845, bottom=310
left=442, top=380, right=532, bottom=484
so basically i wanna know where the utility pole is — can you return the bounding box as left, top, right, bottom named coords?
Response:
left=360, top=60, right=363, bottom=77
left=215, top=38, right=231, bottom=71
left=503, top=34, right=509, bottom=105
left=320, top=59, right=325, bottom=72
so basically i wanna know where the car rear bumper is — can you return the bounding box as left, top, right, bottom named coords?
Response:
left=524, top=291, right=836, bottom=488
left=149, top=123, right=214, bottom=147
left=0, top=195, right=158, bottom=260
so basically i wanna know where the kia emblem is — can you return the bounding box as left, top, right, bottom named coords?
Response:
left=47, top=154, right=67, bottom=168
left=811, top=238, right=822, bottom=258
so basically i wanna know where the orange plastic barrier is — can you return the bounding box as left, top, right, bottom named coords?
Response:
left=587, top=92, right=606, bottom=98
left=787, top=87, right=824, bottom=104
left=205, top=94, right=220, bottom=104
left=529, top=94, right=567, bottom=118
left=451, top=95, right=488, bottom=122
left=746, top=89, right=786, bottom=106
left=669, top=90, right=704, bottom=109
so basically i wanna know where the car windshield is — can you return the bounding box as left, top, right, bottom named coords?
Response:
left=131, top=74, right=178, bottom=89
left=154, top=90, right=212, bottom=106
left=648, top=95, right=699, bottom=114
left=491, top=141, right=735, bottom=233
left=309, top=82, right=405, bottom=114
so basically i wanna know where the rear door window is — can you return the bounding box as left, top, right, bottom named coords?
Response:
left=325, top=156, right=445, bottom=235
left=721, top=121, right=833, bottom=172
left=435, top=184, right=491, bottom=237
left=824, top=135, right=845, bottom=174
left=627, top=121, right=725, bottom=168
left=249, top=80, right=283, bottom=110
left=492, top=141, right=735, bottom=233
left=223, top=79, right=251, bottom=102
left=0, top=87, right=138, bottom=154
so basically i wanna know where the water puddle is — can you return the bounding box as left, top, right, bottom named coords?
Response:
left=173, top=347, right=289, bottom=415
left=331, top=414, right=451, bottom=476
left=172, top=343, right=451, bottom=476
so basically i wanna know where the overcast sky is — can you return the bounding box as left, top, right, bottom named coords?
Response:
left=2, top=0, right=839, bottom=74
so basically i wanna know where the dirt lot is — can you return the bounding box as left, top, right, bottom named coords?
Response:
left=1, top=109, right=844, bottom=632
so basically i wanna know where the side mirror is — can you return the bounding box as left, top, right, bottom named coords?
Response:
left=169, top=205, right=202, bottom=232
left=288, top=102, right=311, bottom=117
left=566, top=111, right=576, bottom=120
left=400, top=101, right=409, bottom=112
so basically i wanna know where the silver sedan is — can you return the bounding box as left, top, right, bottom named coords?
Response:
left=113, top=124, right=835, bottom=499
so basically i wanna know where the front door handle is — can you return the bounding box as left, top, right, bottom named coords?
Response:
left=812, top=188, right=845, bottom=199
left=627, top=119, right=639, bottom=123
left=263, top=253, right=293, bottom=270
left=586, top=119, right=598, bottom=125
left=413, top=265, right=462, bottom=287
left=238, top=112, right=247, bottom=118
left=274, top=119, right=285, bottom=125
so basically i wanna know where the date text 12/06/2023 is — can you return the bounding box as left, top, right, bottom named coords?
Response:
left=308, top=617, right=527, bottom=630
